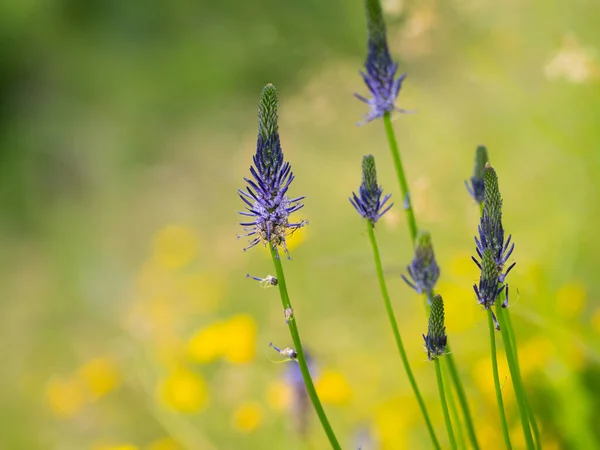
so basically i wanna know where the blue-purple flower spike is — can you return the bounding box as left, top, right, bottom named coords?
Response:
left=355, top=0, right=410, bottom=124
left=402, top=231, right=440, bottom=303
left=350, top=155, right=393, bottom=225
left=238, top=84, right=307, bottom=257
left=423, top=294, right=447, bottom=360
left=465, top=145, right=488, bottom=203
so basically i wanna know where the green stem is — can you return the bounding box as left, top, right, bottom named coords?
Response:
left=443, top=361, right=466, bottom=450
left=435, top=358, right=458, bottom=450
left=366, top=223, right=441, bottom=450
left=487, top=310, right=512, bottom=449
left=495, top=303, right=535, bottom=450
left=269, top=247, right=341, bottom=450
left=505, top=310, right=541, bottom=450
left=383, top=112, right=418, bottom=243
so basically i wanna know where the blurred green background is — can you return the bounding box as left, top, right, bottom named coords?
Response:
left=1, top=0, right=600, bottom=449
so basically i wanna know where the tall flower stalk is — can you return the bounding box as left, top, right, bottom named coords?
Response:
left=424, top=294, right=457, bottom=450
left=356, top=1, right=479, bottom=447
left=471, top=162, right=535, bottom=449
left=350, top=155, right=440, bottom=450
left=238, top=84, right=341, bottom=450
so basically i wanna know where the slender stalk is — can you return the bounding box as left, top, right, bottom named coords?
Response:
left=443, top=362, right=466, bottom=450
left=269, top=247, right=341, bottom=450
left=382, top=112, right=418, bottom=242
left=435, top=358, right=458, bottom=450
left=366, top=224, right=441, bottom=449
left=495, top=303, right=535, bottom=450
left=383, top=113, right=480, bottom=450
left=487, top=310, right=512, bottom=449
left=505, top=310, right=541, bottom=450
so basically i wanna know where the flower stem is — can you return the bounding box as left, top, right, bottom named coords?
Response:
left=505, top=309, right=541, bottom=450
left=442, top=362, right=466, bottom=450
left=366, top=223, right=441, bottom=450
left=269, top=247, right=341, bottom=450
left=487, top=309, right=512, bottom=449
left=495, top=302, right=535, bottom=450
left=435, top=358, right=457, bottom=450
left=382, top=112, right=418, bottom=242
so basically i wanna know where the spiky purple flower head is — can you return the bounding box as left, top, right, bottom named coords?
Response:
left=465, top=145, right=488, bottom=203
left=238, top=84, right=307, bottom=257
left=355, top=0, right=410, bottom=124
left=472, top=164, right=515, bottom=283
left=401, top=231, right=440, bottom=303
left=350, top=154, right=393, bottom=225
left=423, top=294, right=447, bottom=360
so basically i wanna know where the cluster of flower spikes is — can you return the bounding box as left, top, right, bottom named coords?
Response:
left=238, top=84, right=307, bottom=257
left=401, top=231, right=440, bottom=304
left=349, top=154, right=393, bottom=225
left=423, top=294, right=447, bottom=360
left=465, top=145, right=488, bottom=204
left=472, top=164, right=515, bottom=328
left=354, top=0, right=410, bottom=124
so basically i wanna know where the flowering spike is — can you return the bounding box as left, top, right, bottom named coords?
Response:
left=483, top=164, right=503, bottom=233
left=401, top=231, right=440, bottom=301
left=423, top=294, right=447, bottom=360
left=465, top=145, right=488, bottom=203
left=238, top=85, right=307, bottom=256
left=474, top=248, right=503, bottom=310
left=349, top=155, right=393, bottom=225
left=355, top=0, right=409, bottom=124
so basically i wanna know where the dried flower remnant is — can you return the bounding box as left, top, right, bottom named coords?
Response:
left=246, top=273, right=278, bottom=288
left=350, top=154, right=393, bottom=225
left=355, top=0, right=411, bottom=124
left=238, top=84, right=307, bottom=257
left=401, top=231, right=440, bottom=303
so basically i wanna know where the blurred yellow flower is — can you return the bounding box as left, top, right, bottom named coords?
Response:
left=374, top=396, right=412, bottom=450
left=519, top=336, right=554, bottom=377
left=145, top=437, right=180, bottom=450
left=93, top=445, right=139, bottom=450
left=158, top=369, right=208, bottom=413
left=232, top=402, right=263, bottom=433
left=437, top=281, right=479, bottom=332
left=556, top=282, right=587, bottom=319
left=448, top=251, right=479, bottom=279
left=188, top=315, right=257, bottom=365
left=221, top=315, right=257, bottom=364
left=45, top=377, right=86, bottom=418
left=153, top=225, right=199, bottom=270
left=188, top=321, right=227, bottom=363
left=473, top=355, right=512, bottom=405
left=266, top=379, right=291, bottom=411
left=77, top=357, right=121, bottom=400
left=179, top=271, right=223, bottom=314
left=315, top=370, right=352, bottom=405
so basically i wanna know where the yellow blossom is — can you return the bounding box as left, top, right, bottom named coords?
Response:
left=518, top=336, right=554, bottom=377
left=374, top=396, right=412, bottom=450
left=473, top=356, right=512, bottom=405
left=436, top=281, right=479, bottom=332
left=145, top=437, right=181, bottom=450
left=221, top=315, right=257, bottom=364
left=556, top=282, right=587, bottom=319
left=45, top=377, right=86, bottom=418
left=266, top=379, right=291, bottom=411
left=78, top=357, right=121, bottom=400
left=232, top=402, right=263, bottom=432
left=188, top=321, right=227, bottom=363
left=315, top=370, right=352, bottom=405
left=158, top=369, right=208, bottom=413
left=153, top=225, right=199, bottom=270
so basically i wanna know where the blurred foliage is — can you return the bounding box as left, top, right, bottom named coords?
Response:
left=1, top=0, right=600, bottom=449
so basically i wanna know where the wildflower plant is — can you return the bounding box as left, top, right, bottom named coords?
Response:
left=469, top=159, right=538, bottom=449
left=239, top=84, right=341, bottom=450
left=350, top=155, right=440, bottom=449
left=465, top=145, right=489, bottom=205
left=401, top=231, right=441, bottom=304
left=356, top=0, right=480, bottom=447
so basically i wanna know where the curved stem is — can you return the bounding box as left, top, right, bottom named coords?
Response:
left=383, top=112, right=418, bottom=243
left=435, top=358, right=457, bottom=450
left=269, top=247, right=341, bottom=450
left=495, top=303, right=535, bottom=450
left=505, top=310, right=541, bottom=450
left=366, top=223, right=441, bottom=450
left=487, top=310, right=512, bottom=449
